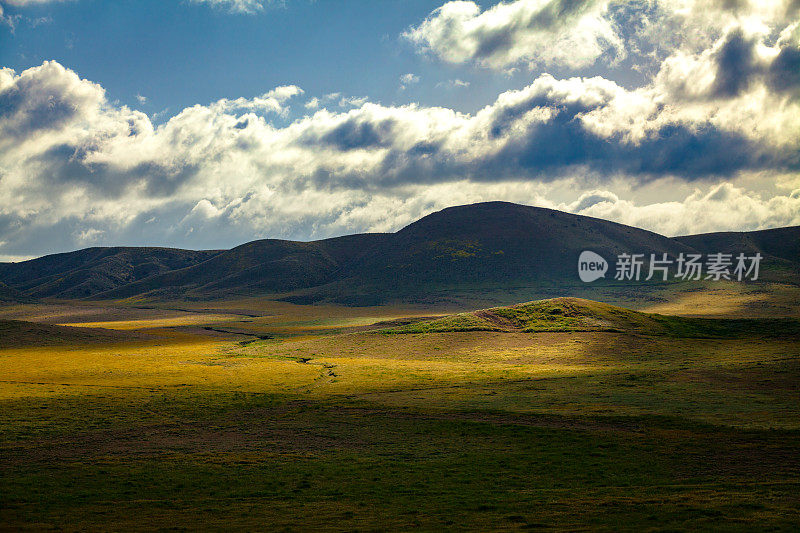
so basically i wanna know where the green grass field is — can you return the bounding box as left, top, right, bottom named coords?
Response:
left=1, top=294, right=799, bottom=530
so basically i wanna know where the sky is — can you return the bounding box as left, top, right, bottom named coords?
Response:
left=0, top=0, right=799, bottom=260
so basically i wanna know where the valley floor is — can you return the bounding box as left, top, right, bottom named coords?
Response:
left=0, top=293, right=799, bottom=531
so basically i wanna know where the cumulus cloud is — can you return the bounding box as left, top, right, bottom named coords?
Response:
left=655, top=24, right=800, bottom=101
left=404, top=0, right=800, bottom=74
left=0, top=53, right=798, bottom=256
left=404, top=0, right=625, bottom=70
left=564, top=183, right=800, bottom=236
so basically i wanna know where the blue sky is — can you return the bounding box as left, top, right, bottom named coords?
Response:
left=1, top=0, right=523, bottom=117
left=0, top=0, right=798, bottom=259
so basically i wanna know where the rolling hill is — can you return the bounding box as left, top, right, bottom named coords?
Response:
left=0, top=202, right=797, bottom=303
left=675, top=226, right=800, bottom=276
left=0, top=247, right=222, bottom=300
left=382, top=297, right=800, bottom=338
left=96, top=234, right=391, bottom=300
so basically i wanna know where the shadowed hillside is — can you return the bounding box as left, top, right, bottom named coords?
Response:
left=0, top=247, right=222, bottom=299
left=94, top=234, right=392, bottom=300
left=675, top=226, right=800, bottom=279
left=342, top=202, right=696, bottom=287
left=0, top=282, right=26, bottom=303
left=1, top=203, right=798, bottom=303
left=0, top=319, right=147, bottom=348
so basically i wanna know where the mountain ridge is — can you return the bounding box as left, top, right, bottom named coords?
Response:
left=1, top=202, right=797, bottom=303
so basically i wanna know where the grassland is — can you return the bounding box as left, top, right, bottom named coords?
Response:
left=1, top=294, right=799, bottom=530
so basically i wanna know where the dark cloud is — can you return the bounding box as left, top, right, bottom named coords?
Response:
left=321, top=113, right=784, bottom=192
left=622, top=123, right=768, bottom=177
left=491, top=113, right=774, bottom=181
left=529, top=0, right=587, bottom=28
left=707, top=28, right=800, bottom=100
left=489, top=95, right=602, bottom=140
left=0, top=82, right=81, bottom=138
left=711, top=29, right=760, bottom=97
left=314, top=116, right=400, bottom=150
left=33, top=144, right=200, bottom=199
left=767, top=44, right=800, bottom=94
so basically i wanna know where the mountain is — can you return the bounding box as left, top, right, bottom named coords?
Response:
left=96, top=234, right=391, bottom=300
left=342, top=202, right=696, bottom=286
left=1, top=202, right=797, bottom=303
left=675, top=226, right=800, bottom=269
left=0, top=282, right=26, bottom=303
left=0, top=247, right=221, bottom=299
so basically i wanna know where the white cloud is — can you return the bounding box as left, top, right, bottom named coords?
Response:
left=436, top=78, right=471, bottom=90
left=563, top=183, right=800, bottom=236
left=210, top=84, right=303, bottom=115
left=0, top=5, right=20, bottom=30
left=74, top=227, right=104, bottom=244
left=404, top=0, right=624, bottom=70
left=399, top=73, right=420, bottom=90
left=403, top=0, right=800, bottom=74
left=303, top=93, right=367, bottom=110
left=188, top=0, right=269, bottom=14
left=0, top=57, right=797, bottom=256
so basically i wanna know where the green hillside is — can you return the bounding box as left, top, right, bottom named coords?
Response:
left=384, top=297, right=800, bottom=337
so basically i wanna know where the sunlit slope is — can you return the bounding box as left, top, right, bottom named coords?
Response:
left=384, top=297, right=800, bottom=336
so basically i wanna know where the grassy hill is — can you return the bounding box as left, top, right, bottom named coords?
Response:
left=384, top=297, right=800, bottom=337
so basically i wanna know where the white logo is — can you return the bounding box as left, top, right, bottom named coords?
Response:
left=578, top=251, right=608, bottom=282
